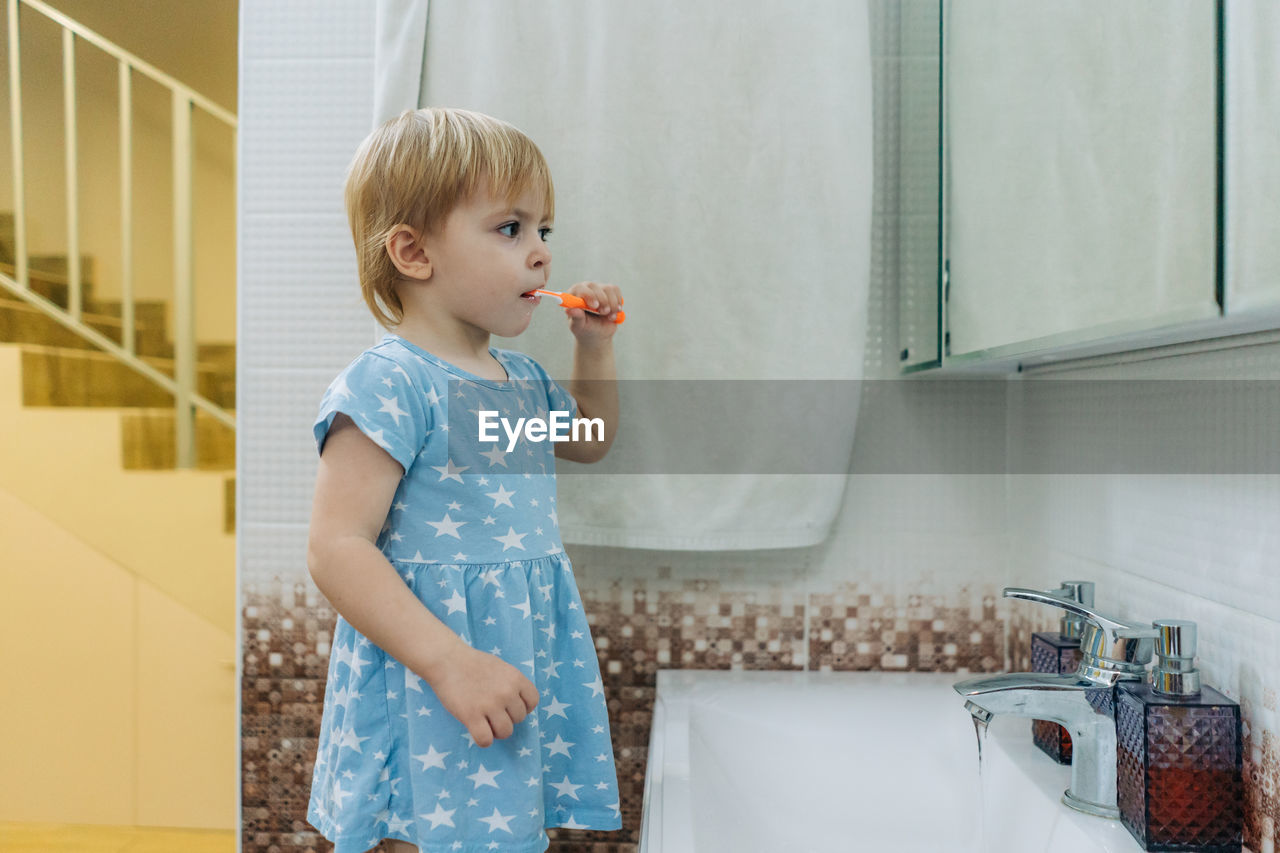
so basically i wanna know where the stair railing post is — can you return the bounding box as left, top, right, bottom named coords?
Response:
left=8, top=0, right=27, bottom=289
left=63, top=27, right=80, bottom=318
left=173, top=90, right=195, bottom=469
left=119, top=60, right=134, bottom=354
left=1, top=0, right=236, bottom=443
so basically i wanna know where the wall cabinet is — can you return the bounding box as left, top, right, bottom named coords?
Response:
left=900, top=1, right=1280, bottom=373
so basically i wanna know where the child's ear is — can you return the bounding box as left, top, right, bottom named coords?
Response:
left=385, top=225, right=432, bottom=280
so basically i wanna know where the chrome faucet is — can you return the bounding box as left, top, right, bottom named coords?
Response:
left=954, top=588, right=1158, bottom=819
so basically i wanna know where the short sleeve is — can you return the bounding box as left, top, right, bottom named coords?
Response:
left=314, top=352, right=433, bottom=472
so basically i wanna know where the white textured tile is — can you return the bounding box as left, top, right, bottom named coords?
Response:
left=864, top=212, right=896, bottom=377
left=239, top=57, right=375, bottom=217
left=1103, top=566, right=1280, bottom=714
left=239, top=367, right=340, bottom=526
left=818, top=474, right=1010, bottom=587
left=240, top=0, right=375, bottom=62
left=1014, top=340, right=1280, bottom=621
left=872, top=59, right=901, bottom=216
left=1015, top=472, right=1280, bottom=617
left=239, top=212, right=378, bottom=370
left=238, top=522, right=311, bottom=588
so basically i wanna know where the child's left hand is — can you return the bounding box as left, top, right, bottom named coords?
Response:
left=563, top=281, right=624, bottom=343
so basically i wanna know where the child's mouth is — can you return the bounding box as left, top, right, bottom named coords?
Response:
left=521, top=291, right=540, bottom=303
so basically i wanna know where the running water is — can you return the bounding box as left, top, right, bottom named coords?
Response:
left=971, top=711, right=990, bottom=768
left=966, top=702, right=994, bottom=851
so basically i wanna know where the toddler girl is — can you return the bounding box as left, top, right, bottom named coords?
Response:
left=306, top=107, right=623, bottom=853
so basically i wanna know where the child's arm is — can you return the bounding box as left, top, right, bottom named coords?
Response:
left=308, top=414, right=539, bottom=746
left=556, top=281, right=621, bottom=464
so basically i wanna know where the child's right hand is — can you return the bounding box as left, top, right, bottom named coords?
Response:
left=428, top=640, right=540, bottom=747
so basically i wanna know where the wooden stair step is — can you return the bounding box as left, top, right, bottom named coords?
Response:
left=111, top=338, right=237, bottom=367
left=2, top=261, right=92, bottom=307
left=21, top=254, right=98, bottom=306
left=121, top=408, right=235, bottom=471
left=21, top=345, right=236, bottom=409
left=27, top=252, right=97, bottom=282
left=82, top=298, right=169, bottom=332
left=0, top=296, right=170, bottom=356
left=1, top=256, right=169, bottom=338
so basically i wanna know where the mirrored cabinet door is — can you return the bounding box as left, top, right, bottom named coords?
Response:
left=895, top=0, right=942, bottom=372
left=1225, top=1, right=1280, bottom=314
left=942, top=0, right=1220, bottom=361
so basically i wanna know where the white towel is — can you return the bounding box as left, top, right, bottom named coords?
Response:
left=375, top=0, right=872, bottom=549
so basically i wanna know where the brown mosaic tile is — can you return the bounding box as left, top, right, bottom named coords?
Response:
left=1242, top=713, right=1279, bottom=853
left=808, top=583, right=1005, bottom=673
left=577, top=576, right=806, bottom=692
left=1006, top=605, right=1056, bottom=673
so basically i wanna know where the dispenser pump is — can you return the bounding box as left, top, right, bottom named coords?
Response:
left=1057, top=581, right=1095, bottom=639
left=1152, top=619, right=1201, bottom=696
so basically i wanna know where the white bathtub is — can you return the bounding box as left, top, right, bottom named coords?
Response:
left=640, top=670, right=1143, bottom=853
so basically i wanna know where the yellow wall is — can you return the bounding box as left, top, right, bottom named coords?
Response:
left=0, top=485, right=235, bottom=828
left=0, top=6, right=237, bottom=343
left=0, top=348, right=235, bottom=633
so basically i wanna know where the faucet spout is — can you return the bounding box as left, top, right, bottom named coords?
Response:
left=955, top=672, right=1120, bottom=819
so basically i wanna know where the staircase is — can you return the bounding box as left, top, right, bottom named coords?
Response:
left=0, top=0, right=239, bottom=828
left=0, top=213, right=236, bottom=630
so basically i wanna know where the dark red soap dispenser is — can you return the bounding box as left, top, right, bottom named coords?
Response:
left=1116, top=620, right=1243, bottom=852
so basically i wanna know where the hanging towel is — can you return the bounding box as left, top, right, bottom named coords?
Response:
left=373, top=0, right=873, bottom=550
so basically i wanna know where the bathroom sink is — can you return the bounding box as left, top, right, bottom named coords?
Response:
left=640, top=670, right=1143, bottom=853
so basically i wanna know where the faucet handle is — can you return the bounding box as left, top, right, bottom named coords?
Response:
left=1004, top=587, right=1126, bottom=633
left=1004, top=587, right=1157, bottom=685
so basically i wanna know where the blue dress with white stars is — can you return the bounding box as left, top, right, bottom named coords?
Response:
left=306, top=334, right=621, bottom=853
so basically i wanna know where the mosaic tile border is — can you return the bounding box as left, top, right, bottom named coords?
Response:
left=240, top=573, right=1000, bottom=852
left=241, top=574, right=1276, bottom=853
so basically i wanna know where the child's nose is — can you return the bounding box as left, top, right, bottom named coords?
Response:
left=529, top=242, right=550, bottom=268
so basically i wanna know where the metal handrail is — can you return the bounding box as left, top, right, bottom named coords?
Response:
left=0, top=271, right=236, bottom=429
left=5, top=0, right=237, bottom=465
left=19, top=0, right=237, bottom=126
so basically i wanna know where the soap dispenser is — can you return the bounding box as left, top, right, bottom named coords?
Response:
left=1031, top=580, right=1094, bottom=763
left=1116, top=620, right=1243, bottom=852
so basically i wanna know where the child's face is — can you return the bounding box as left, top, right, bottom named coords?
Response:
left=420, top=184, right=553, bottom=339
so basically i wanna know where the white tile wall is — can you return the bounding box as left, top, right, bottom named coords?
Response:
left=238, top=213, right=374, bottom=368
left=237, top=1, right=379, bottom=595
left=1013, top=338, right=1280, bottom=624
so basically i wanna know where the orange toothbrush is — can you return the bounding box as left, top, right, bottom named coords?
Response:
left=531, top=289, right=625, bottom=324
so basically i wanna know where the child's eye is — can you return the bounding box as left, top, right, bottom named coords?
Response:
left=539, top=227, right=553, bottom=242
left=498, top=222, right=520, bottom=238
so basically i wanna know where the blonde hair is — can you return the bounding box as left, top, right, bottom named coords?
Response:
left=343, top=108, right=556, bottom=328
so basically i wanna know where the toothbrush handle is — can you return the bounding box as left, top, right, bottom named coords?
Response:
left=551, top=291, right=625, bottom=324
